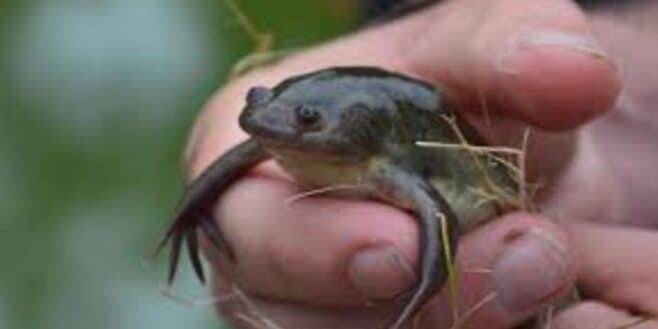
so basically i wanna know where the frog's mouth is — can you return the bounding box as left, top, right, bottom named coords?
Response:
left=257, top=137, right=367, bottom=163
left=240, top=110, right=368, bottom=160
left=240, top=108, right=301, bottom=142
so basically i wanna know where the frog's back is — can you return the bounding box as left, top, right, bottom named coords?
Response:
left=273, top=67, right=446, bottom=117
left=276, top=69, right=516, bottom=228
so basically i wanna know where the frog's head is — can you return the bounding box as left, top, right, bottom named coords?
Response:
left=239, top=73, right=401, bottom=160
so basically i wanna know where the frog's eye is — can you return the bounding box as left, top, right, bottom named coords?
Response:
left=246, top=86, right=272, bottom=107
left=294, top=104, right=321, bottom=126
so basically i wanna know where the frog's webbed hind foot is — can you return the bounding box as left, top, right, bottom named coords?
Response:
left=153, top=221, right=187, bottom=284
left=368, top=164, right=460, bottom=329
left=199, top=215, right=235, bottom=260
left=154, top=214, right=235, bottom=285
left=389, top=207, right=458, bottom=329
left=154, top=139, right=268, bottom=285
left=183, top=226, right=205, bottom=283
left=389, top=280, right=435, bottom=329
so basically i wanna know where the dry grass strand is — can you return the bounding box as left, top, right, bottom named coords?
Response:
left=415, top=114, right=530, bottom=211
left=285, top=184, right=368, bottom=205
left=232, top=285, right=287, bottom=329
left=449, top=292, right=498, bottom=329
left=159, top=285, right=235, bottom=307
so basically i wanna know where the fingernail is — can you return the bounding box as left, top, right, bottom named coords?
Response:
left=497, top=30, right=610, bottom=73
left=493, top=229, right=570, bottom=311
left=348, top=244, right=416, bottom=300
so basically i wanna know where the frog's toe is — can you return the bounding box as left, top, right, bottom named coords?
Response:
left=389, top=279, right=437, bottom=329
left=153, top=220, right=206, bottom=285
left=154, top=214, right=235, bottom=285
left=185, top=228, right=205, bottom=284
left=154, top=215, right=235, bottom=285
left=199, top=214, right=236, bottom=261
left=166, top=227, right=184, bottom=285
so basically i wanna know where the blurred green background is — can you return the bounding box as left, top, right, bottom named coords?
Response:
left=0, top=1, right=357, bottom=328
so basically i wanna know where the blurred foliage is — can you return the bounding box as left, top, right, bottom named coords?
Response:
left=0, top=1, right=355, bottom=328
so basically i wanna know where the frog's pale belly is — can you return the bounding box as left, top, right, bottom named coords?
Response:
left=270, top=150, right=371, bottom=192
left=271, top=147, right=510, bottom=231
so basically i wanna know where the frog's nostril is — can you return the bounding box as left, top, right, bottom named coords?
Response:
left=240, top=109, right=298, bottom=141
left=245, top=86, right=272, bottom=107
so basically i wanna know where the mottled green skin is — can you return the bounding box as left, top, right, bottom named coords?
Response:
left=157, top=67, right=515, bottom=329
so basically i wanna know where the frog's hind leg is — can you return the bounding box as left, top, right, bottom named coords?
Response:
left=368, top=163, right=460, bottom=329
left=175, top=214, right=237, bottom=284
left=199, top=214, right=235, bottom=260
left=153, top=139, right=269, bottom=285
left=154, top=213, right=230, bottom=285
left=185, top=226, right=205, bottom=283
left=165, top=225, right=184, bottom=284
left=153, top=216, right=206, bottom=284
left=390, top=186, right=459, bottom=329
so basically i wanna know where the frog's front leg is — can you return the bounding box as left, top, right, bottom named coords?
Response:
left=368, top=159, right=460, bottom=329
left=155, top=139, right=269, bottom=284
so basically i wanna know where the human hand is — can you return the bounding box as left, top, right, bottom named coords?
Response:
left=181, top=0, right=620, bottom=328
left=576, top=3, right=658, bottom=227
left=552, top=222, right=658, bottom=329
left=547, top=5, right=658, bottom=328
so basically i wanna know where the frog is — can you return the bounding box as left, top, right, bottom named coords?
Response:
left=155, top=66, right=517, bottom=329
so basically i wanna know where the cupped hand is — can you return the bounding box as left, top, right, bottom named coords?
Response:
left=180, top=0, right=621, bottom=328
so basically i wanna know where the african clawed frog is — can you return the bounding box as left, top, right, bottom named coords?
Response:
left=156, top=66, right=517, bottom=329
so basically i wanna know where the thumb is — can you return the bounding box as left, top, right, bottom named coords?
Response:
left=421, top=212, right=578, bottom=329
